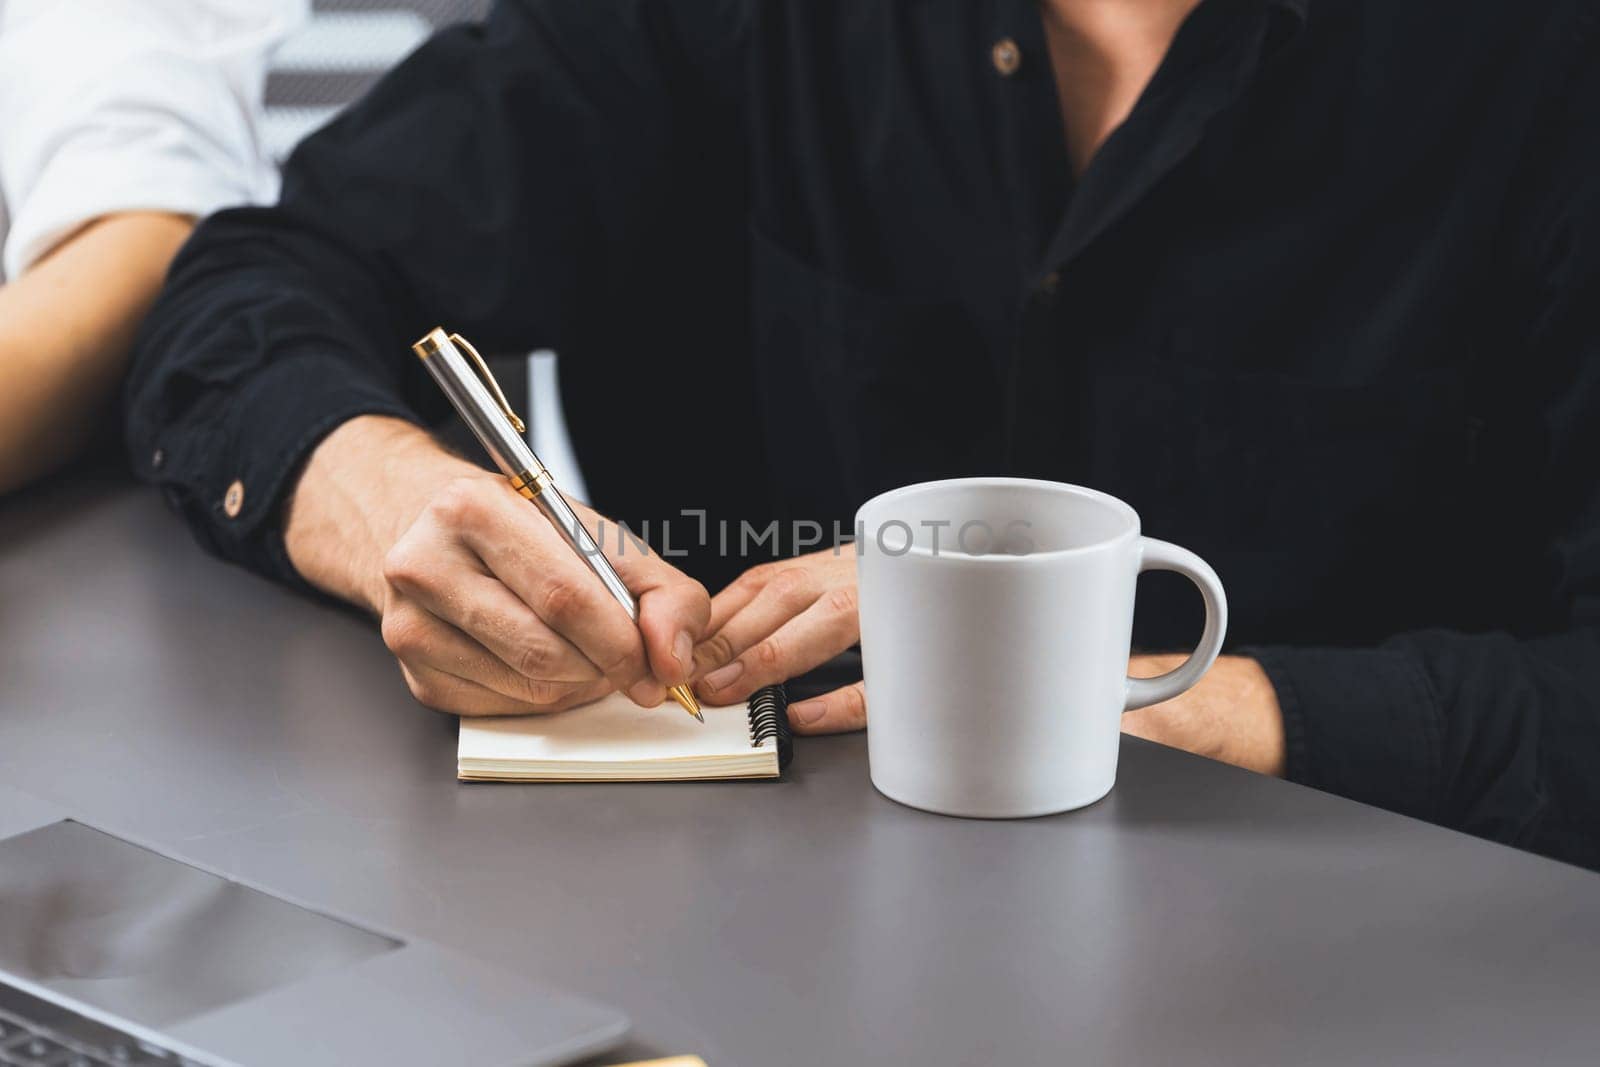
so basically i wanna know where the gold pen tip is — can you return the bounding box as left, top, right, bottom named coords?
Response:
left=669, top=684, right=703, bottom=722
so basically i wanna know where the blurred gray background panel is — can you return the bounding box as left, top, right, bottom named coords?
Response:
left=263, top=0, right=492, bottom=161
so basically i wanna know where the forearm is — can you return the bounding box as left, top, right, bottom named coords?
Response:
left=284, top=415, right=485, bottom=614
left=0, top=212, right=191, bottom=492
left=1123, top=654, right=1286, bottom=776
left=126, top=4, right=714, bottom=586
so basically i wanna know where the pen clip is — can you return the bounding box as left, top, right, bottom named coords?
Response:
left=449, top=332, right=526, bottom=435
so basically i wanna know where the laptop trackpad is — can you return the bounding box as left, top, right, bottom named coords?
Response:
left=0, top=821, right=399, bottom=1027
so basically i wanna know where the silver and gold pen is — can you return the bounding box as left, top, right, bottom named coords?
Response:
left=412, top=327, right=703, bottom=722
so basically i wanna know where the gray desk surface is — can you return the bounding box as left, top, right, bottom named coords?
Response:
left=3, top=477, right=1598, bottom=1066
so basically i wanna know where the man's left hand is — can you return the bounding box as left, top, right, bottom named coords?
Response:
left=692, top=545, right=864, bottom=732
left=695, top=550, right=1287, bottom=774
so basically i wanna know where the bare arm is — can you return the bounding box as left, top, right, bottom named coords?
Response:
left=1122, top=653, right=1285, bottom=775
left=0, top=211, right=192, bottom=493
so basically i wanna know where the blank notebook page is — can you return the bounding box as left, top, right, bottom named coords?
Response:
left=458, top=691, right=779, bottom=781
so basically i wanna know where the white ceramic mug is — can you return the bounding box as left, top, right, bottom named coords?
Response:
left=855, top=478, right=1227, bottom=818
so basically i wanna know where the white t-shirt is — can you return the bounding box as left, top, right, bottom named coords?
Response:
left=0, top=0, right=306, bottom=281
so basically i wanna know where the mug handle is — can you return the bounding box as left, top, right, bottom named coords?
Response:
left=1124, top=538, right=1229, bottom=711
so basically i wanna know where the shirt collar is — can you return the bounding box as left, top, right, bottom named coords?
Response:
left=1260, top=0, right=1311, bottom=61
left=1268, top=0, right=1311, bottom=34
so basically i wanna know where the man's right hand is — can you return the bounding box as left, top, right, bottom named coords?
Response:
left=284, top=415, right=709, bottom=716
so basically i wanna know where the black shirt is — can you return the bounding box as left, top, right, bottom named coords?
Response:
left=126, top=0, right=1600, bottom=866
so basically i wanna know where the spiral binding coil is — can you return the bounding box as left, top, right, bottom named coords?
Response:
left=746, top=685, right=786, bottom=745
left=746, top=685, right=793, bottom=768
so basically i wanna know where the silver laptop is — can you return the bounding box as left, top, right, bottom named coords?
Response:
left=0, top=787, right=628, bottom=1067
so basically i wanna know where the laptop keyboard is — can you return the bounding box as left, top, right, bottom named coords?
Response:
left=0, top=983, right=204, bottom=1066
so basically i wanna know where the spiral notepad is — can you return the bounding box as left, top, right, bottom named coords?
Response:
left=457, top=685, right=794, bottom=781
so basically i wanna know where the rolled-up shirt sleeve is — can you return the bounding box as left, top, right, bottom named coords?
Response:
left=125, top=0, right=744, bottom=585
left=0, top=0, right=303, bottom=279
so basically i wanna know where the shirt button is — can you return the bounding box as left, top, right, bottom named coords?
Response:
left=223, top=479, right=245, bottom=518
left=151, top=448, right=165, bottom=470
left=1037, top=271, right=1061, bottom=299
left=991, top=38, right=1022, bottom=77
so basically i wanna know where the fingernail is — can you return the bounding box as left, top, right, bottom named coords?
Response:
left=791, top=699, right=825, bottom=726
left=703, top=660, right=744, bottom=693
left=628, top=679, right=663, bottom=706
left=673, top=631, right=694, bottom=674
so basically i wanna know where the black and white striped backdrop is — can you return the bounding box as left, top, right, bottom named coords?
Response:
left=263, top=0, right=492, bottom=160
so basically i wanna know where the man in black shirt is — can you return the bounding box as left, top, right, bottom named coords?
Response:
left=126, top=0, right=1598, bottom=866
